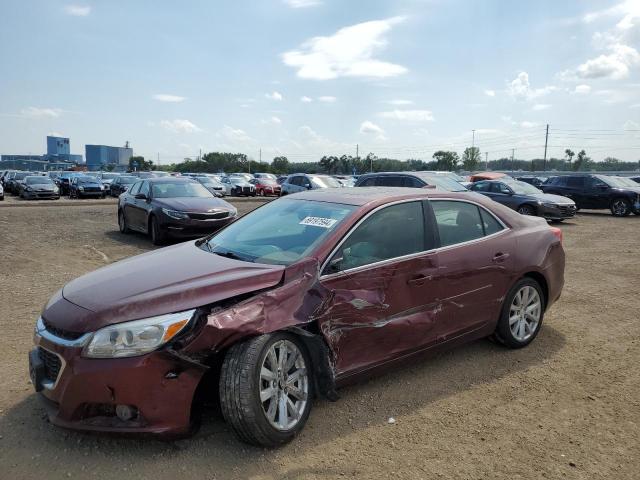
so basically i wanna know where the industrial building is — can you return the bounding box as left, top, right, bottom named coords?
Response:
left=0, top=136, right=83, bottom=170
left=85, top=144, right=133, bottom=171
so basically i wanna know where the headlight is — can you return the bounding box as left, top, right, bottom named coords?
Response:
left=542, top=202, right=558, bottom=208
left=79, top=186, right=85, bottom=191
left=83, top=309, right=195, bottom=358
left=54, top=187, right=59, bottom=193
left=162, top=208, right=189, bottom=220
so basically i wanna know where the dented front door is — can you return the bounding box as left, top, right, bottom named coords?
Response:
left=317, top=253, right=441, bottom=377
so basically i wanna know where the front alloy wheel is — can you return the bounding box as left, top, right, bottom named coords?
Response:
left=220, top=333, right=313, bottom=447
left=118, top=210, right=129, bottom=233
left=610, top=198, right=631, bottom=217
left=517, top=204, right=535, bottom=216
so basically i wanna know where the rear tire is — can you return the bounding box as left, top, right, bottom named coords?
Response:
left=219, top=332, right=313, bottom=447
left=492, top=278, right=545, bottom=349
left=610, top=198, right=631, bottom=217
left=118, top=210, right=130, bottom=234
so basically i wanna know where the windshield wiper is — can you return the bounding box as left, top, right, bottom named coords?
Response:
left=211, top=248, right=253, bottom=262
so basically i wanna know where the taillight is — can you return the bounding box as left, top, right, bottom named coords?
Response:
left=550, top=226, right=563, bottom=244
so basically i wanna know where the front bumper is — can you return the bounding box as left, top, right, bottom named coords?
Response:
left=22, top=191, right=60, bottom=199
left=538, top=203, right=576, bottom=220
left=160, top=213, right=236, bottom=238
left=31, top=325, right=206, bottom=435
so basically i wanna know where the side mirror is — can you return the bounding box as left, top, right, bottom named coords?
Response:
left=326, top=256, right=343, bottom=274
left=305, top=184, right=312, bottom=190
left=135, top=193, right=147, bottom=200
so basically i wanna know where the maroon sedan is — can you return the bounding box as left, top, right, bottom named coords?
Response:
left=31, top=188, right=565, bottom=446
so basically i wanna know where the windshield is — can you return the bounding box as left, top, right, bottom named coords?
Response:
left=196, top=177, right=221, bottom=185
left=77, top=177, right=97, bottom=184
left=204, top=198, right=355, bottom=265
left=310, top=176, right=342, bottom=188
left=604, top=176, right=637, bottom=188
left=507, top=180, right=542, bottom=195
left=230, top=178, right=246, bottom=185
left=152, top=171, right=170, bottom=177
left=26, top=177, right=53, bottom=185
left=422, top=175, right=468, bottom=192
left=119, top=176, right=136, bottom=184
left=439, top=172, right=465, bottom=182
left=151, top=181, right=213, bottom=198
left=101, top=173, right=118, bottom=180
left=257, top=178, right=277, bottom=185
left=257, top=173, right=277, bottom=180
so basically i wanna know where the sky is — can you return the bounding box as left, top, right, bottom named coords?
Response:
left=0, top=0, right=639, bottom=165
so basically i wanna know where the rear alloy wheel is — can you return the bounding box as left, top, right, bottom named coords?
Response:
left=149, top=216, right=166, bottom=245
left=118, top=210, right=130, bottom=234
left=517, top=204, right=536, bottom=216
left=493, top=278, right=544, bottom=348
left=219, top=333, right=312, bottom=447
left=610, top=198, right=631, bottom=217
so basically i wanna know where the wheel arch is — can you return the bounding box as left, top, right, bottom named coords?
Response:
left=517, top=202, right=538, bottom=215
left=522, top=271, right=548, bottom=309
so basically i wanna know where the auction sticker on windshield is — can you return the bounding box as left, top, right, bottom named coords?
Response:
left=299, top=216, right=338, bottom=228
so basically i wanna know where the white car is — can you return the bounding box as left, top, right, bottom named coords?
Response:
left=0, top=182, right=4, bottom=200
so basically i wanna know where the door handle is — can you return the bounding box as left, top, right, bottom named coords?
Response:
left=492, top=252, right=510, bottom=263
left=407, top=274, right=432, bottom=286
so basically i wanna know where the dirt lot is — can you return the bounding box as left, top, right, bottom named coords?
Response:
left=0, top=201, right=638, bottom=480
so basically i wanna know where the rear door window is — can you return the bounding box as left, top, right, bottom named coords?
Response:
left=566, top=177, right=585, bottom=188
left=358, top=177, right=377, bottom=187
left=431, top=200, right=502, bottom=247
left=129, top=182, right=141, bottom=195
left=472, top=181, right=491, bottom=192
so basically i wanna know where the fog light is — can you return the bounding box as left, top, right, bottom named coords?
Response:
left=115, top=404, right=137, bottom=421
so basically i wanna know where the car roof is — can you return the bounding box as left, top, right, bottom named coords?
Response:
left=289, top=186, right=484, bottom=206
left=143, top=177, right=197, bottom=183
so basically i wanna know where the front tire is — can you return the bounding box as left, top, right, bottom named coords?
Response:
left=517, top=204, right=536, bottom=216
left=610, top=198, right=631, bottom=217
left=493, top=278, right=545, bottom=349
left=149, top=215, right=166, bottom=245
left=219, top=333, right=313, bottom=447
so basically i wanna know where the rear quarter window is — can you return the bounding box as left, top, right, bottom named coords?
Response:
left=431, top=200, right=504, bottom=247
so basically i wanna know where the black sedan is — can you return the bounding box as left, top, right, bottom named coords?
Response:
left=20, top=176, right=60, bottom=200
left=469, top=179, right=576, bottom=221
left=118, top=177, right=237, bottom=245
left=69, top=176, right=107, bottom=198
left=109, top=175, right=137, bottom=196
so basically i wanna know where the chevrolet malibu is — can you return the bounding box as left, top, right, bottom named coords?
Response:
left=31, top=188, right=565, bottom=446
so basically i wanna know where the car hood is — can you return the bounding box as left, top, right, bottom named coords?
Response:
left=78, top=182, right=102, bottom=187
left=50, top=241, right=285, bottom=332
left=530, top=193, right=575, bottom=205
left=153, top=197, right=235, bottom=213
left=28, top=184, right=56, bottom=190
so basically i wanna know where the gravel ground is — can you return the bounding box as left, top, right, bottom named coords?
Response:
left=0, top=201, right=638, bottom=480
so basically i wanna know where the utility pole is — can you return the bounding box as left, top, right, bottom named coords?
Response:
left=543, top=123, right=549, bottom=172
left=511, top=148, right=515, bottom=172
left=157, top=152, right=159, bottom=166
left=199, top=148, right=202, bottom=161
left=485, top=152, right=488, bottom=170
left=472, top=129, right=476, bottom=150
left=356, top=143, right=359, bottom=160
left=259, top=148, right=262, bottom=163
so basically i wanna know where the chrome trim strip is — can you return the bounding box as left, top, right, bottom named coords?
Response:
left=35, top=317, right=93, bottom=348
left=319, top=197, right=511, bottom=280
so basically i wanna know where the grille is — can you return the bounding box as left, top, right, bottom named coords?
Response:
left=38, top=347, right=62, bottom=383
left=42, top=317, right=85, bottom=340
left=558, top=205, right=576, bottom=216
left=83, top=187, right=102, bottom=192
left=188, top=211, right=230, bottom=220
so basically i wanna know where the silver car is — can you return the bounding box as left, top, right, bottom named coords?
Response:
left=280, top=174, right=342, bottom=196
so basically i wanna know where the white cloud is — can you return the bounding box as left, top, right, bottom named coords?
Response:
left=623, top=120, right=640, bottom=130
left=378, top=109, right=434, bottom=122
left=152, top=94, right=186, bottom=103
left=265, top=91, right=283, bottom=101
left=217, top=125, right=251, bottom=142
left=583, top=1, right=640, bottom=31
left=318, top=95, right=336, bottom=103
left=160, top=119, right=202, bottom=134
left=284, top=0, right=322, bottom=8
left=282, top=17, right=408, bottom=80
left=300, top=96, right=313, bottom=103
left=21, top=107, right=62, bottom=118
left=386, top=99, right=413, bottom=105
left=64, top=5, right=91, bottom=16
left=573, top=84, right=592, bottom=94
left=262, top=116, right=282, bottom=125
left=532, top=103, right=552, bottom=111
left=359, top=120, right=386, bottom=140
left=520, top=121, right=538, bottom=128
left=507, top=72, right=556, bottom=101
left=576, top=43, right=639, bottom=79
left=484, top=89, right=496, bottom=97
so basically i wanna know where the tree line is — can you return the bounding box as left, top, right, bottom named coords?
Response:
left=137, top=148, right=639, bottom=175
